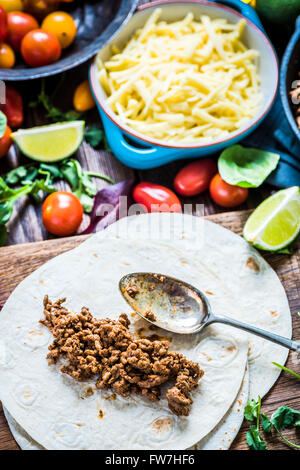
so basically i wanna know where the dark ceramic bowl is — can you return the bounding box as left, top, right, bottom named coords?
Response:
left=280, top=16, right=300, bottom=142
left=0, top=0, right=138, bottom=81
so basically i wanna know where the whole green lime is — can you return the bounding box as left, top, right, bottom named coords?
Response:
left=256, top=0, right=300, bottom=24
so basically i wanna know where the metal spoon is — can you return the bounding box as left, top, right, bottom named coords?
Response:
left=119, top=272, right=300, bottom=352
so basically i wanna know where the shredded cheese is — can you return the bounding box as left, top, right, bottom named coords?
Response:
left=96, top=8, right=262, bottom=143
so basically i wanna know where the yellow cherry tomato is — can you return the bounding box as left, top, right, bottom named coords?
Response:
left=0, top=0, right=23, bottom=12
left=42, top=11, right=76, bottom=49
left=73, top=80, right=95, bottom=112
left=0, top=42, right=15, bottom=68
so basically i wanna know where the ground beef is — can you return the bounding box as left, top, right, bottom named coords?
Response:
left=144, top=310, right=156, bottom=322
left=40, top=296, right=204, bottom=416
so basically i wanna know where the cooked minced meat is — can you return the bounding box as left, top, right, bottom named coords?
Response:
left=40, top=296, right=204, bottom=416
left=144, top=310, right=156, bottom=322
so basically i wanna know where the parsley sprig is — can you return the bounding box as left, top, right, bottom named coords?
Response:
left=244, top=397, right=300, bottom=450
left=245, top=397, right=268, bottom=450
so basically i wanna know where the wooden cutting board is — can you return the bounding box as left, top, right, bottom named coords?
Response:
left=0, top=210, right=299, bottom=451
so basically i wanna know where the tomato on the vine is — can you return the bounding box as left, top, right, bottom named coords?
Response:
left=209, top=173, right=248, bottom=208
left=42, top=191, right=83, bottom=236
left=21, top=29, right=61, bottom=67
left=7, top=11, right=38, bottom=51
left=174, top=159, right=217, bottom=197
left=133, top=182, right=182, bottom=213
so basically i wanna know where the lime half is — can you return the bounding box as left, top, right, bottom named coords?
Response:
left=12, top=121, right=85, bottom=162
left=243, top=186, right=300, bottom=251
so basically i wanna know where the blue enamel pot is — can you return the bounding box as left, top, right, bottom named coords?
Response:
left=90, top=0, right=278, bottom=170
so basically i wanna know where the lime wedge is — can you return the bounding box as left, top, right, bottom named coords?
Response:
left=243, top=186, right=300, bottom=251
left=12, top=121, right=85, bottom=162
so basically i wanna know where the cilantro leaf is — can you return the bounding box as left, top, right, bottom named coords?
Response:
left=5, top=166, right=28, bottom=185
left=244, top=399, right=259, bottom=421
left=81, top=172, right=97, bottom=197
left=84, top=125, right=104, bottom=148
left=261, top=413, right=272, bottom=433
left=39, top=163, right=63, bottom=180
left=246, top=426, right=268, bottom=450
left=271, top=407, right=300, bottom=431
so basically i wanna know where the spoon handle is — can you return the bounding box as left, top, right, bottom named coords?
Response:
left=210, top=315, right=300, bottom=352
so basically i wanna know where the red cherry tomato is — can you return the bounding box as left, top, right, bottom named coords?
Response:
left=42, top=191, right=83, bottom=236
left=21, top=28, right=61, bottom=67
left=133, top=182, right=182, bottom=213
left=7, top=11, right=38, bottom=51
left=0, top=85, right=23, bottom=128
left=209, top=173, right=248, bottom=208
left=20, top=28, right=61, bottom=67
left=0, top=7, right=7, bottom=42
left=0, top=125, right=12, bottom=158
left=174, top=159, right=218, bottom=197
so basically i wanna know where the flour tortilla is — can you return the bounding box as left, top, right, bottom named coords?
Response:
left=0, top=213, right=291, bottom=449
left=4, top=367, right=249, bottom=451
left=196, top=366, right=249, bottom=450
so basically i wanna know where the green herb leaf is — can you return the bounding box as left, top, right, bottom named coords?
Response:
left=246, top=426, right=268, bottom=450
left=271, top=406, right=300, bottom=431
left=60, top=159, right=80, bottom=192
left=0, top=111, right=7, bottom=139
left=0, top=201, right=14, bottom=224
left=5, top=166, right=28, bottom=185
left=84, top=125, right=104, bottom=148
left=244, top=399, right=259, bottom=421
left=218, top=145, right=280, bottom=188
left=79, top=193, right=94, bottom=213
left=21, top=167, right=39, bottom=184
left=0, top=177, right=18, bottom=200
left=261, top=413, right=272, bottom=433
left=39, top=163, right=62, bottom=180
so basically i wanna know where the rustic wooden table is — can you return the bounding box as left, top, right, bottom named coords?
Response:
left=0, top=0, right=298, bottom=452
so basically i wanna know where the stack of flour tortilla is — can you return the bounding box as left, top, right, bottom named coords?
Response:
left=0, top=214, right=291, bottom=450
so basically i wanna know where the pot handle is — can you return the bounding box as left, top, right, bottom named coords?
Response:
left=100, top=110, right=183, bottom=169
left=215, top=0, right=265, bottom=32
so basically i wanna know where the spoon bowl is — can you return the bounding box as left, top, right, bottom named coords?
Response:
left=119, top=272, right=210, bottom=334
left=119, top=272, right=300, bottom=353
